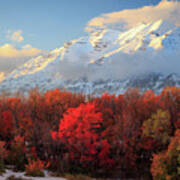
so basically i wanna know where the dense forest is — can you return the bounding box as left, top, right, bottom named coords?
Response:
left=0, top=87, right=179, bottom=179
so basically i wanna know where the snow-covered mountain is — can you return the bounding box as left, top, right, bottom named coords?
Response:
left=0, top=19, right=180, bottom=95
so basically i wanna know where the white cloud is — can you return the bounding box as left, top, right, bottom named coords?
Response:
left=0, top=44, right=42, bottom=58
left=0, top=43, right=43, bottom=73
left=7, top=30, right=24, bottom=42
left=86, top=0, right=180, bottom=32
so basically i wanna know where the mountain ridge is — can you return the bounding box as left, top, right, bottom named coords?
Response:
left=0, top=19, right=180, bottom=95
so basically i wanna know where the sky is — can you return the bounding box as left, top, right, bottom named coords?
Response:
left=0, top=0, right=162, bottom=50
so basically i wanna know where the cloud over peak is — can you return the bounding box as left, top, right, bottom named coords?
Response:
left=86, top=0, right=180, bottom=32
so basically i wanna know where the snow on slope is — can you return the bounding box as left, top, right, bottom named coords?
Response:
left=0, top=169, right=66, bottom=180
left=0, top=19, right=180, bottom=95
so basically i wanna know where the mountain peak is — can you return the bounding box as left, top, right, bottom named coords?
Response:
left=0, top=19, right=179, bottom=95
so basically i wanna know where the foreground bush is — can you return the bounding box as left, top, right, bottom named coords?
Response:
left=25, top=158, right=46, bottom=177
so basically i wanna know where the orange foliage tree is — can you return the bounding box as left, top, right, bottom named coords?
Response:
left=151, top=129, right=180, bottom=180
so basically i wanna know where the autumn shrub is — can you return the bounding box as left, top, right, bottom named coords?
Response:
left=92, top=91, right=157, bottom=177
left=28, top=88, right=85, bottom=129
left=9, top=136, right=27, bottom=171
left=0, top=96, right=30, bottom=142
left=25, top=158, right=46, bottom=177
left=151, top=129, right=180, bottom=180
left=0, top=141, right=7, bottom=174
left=52, top=103, right=114, bottom=175
left=0, top=111, right=13, bottom=140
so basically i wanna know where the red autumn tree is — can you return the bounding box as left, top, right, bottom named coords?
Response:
left=25, top=88, right=85, bottom=160
left=52, top=103, right=113, bottom=171
left=0, top=111, right=13, bottom=139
